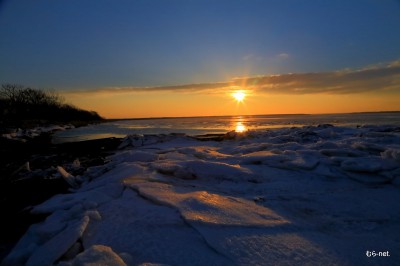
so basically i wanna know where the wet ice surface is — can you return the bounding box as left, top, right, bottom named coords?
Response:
left=3, top=125, right=400, bottom=265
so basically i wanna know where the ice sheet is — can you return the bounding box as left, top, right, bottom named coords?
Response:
left=4, top=125, right=400, bottom=266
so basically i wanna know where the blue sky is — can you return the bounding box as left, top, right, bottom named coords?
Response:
left=1, top=0, right=400, bottom=91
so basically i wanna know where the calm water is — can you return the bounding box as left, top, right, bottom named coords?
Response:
left=53, top=112, right=400, bottom=143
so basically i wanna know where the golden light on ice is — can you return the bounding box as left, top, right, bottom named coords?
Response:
left=232, top=90, right=246, bottom=102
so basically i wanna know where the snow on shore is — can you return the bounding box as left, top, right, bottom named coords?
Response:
left=2, top=125, right=74, bottom=141
left=3, top=125, right=400, bottom=265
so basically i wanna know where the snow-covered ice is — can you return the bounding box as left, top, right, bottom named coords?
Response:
left=2, top=125, right=74, bottom=141
left=3, top=125, right=400, bottom=265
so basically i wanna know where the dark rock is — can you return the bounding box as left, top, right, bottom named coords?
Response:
left=0, top=136, right=122, bottom=261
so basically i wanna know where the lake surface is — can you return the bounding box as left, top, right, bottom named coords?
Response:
left=53, top=112, right=400, bottom=143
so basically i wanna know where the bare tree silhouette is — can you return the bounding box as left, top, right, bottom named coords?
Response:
left=0, top=84, right=103, bottom=128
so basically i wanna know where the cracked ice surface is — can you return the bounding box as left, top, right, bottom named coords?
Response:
left=3, top=125, right=400, bottom=265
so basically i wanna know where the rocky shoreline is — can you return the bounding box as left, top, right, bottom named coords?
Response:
left=0, top=134, right=122, bottom=261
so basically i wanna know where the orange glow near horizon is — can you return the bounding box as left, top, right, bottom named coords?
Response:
left=63, top=88, right=400, bottom=119
left=61, top=60, right=400, bottom=119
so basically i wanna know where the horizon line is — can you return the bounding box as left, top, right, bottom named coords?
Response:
left=104, top=110, right=400, bottom=121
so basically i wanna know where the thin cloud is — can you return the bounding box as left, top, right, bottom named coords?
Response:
left=65, top=82, right=232, bottom=96
left=63, top=60, right=400, bottom=96
left=277, top=53, right=289, bottom=59
left=232, top=60, right=400, bottom=94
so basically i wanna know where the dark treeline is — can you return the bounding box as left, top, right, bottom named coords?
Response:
left=0, top=84, right=103, bottom=128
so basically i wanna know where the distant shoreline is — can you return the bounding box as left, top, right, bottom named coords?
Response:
left=52, top=111, right=400, bottom=144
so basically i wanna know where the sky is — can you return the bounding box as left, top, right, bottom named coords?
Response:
left=0, top=0, right=399, bottom=118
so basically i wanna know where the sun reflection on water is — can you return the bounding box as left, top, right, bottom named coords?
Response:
left=235, top=122, right=247, bottom=133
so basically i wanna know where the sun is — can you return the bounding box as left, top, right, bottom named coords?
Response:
left=232, top=90, right=246, bottom=102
